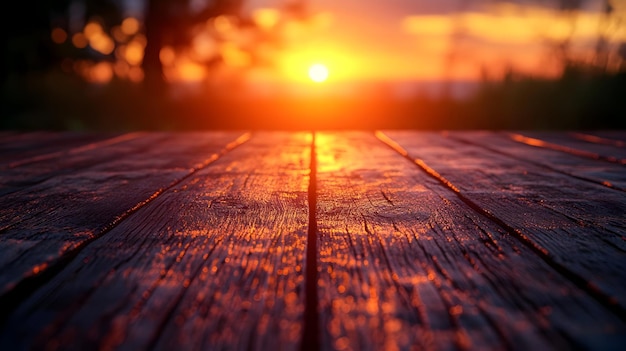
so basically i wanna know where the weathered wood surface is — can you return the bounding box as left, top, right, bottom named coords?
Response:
left=509, top=131, right=626, bottom=165
left=569, top=132, right=626, bottom=147
left=382, top=131, right=626, bottom=309
left=446, top=131, right=626, bottom=191
left=1, top=132, right=309, bottom=350
left=0, top=131, right=625, bottom=350
left=0, top=132, right=121, bottom=168
left=0, top=132, right=246, bottom=299
left=316, top=132, right=624, bottom=350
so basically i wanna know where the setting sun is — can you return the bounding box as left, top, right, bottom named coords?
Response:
left=309, top=64, right=329, bottom=83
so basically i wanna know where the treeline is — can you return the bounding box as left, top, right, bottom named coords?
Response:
left=2, top=64, right=625, bottom=131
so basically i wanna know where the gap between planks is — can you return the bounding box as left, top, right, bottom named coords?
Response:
left=508, top=132, right=626, bottom=165
left=5, top=132, right=145, bottom=169
left=444, top=133, right=626, bottom=193
left=0, top=132, right=252, bottom=324
left=302, top=132, right=321, bottom=351
left=569, top=132, right=626, bottom=148
left=375, top=130, right=626, bottom=323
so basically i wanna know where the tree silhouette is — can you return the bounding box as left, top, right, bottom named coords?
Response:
left=1, top=0, right=308, bottom=88
left=143, top=0, right=245, bottom=92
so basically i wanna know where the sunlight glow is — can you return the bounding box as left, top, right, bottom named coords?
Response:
left=121, top=17, right=140, bottom=36
left=84, top=21, right=114, bottom=55
left=253, top=8, right=280, bottom=30
left=213, top=15, right=237, bottom=35
left=123, top=40, right=145, bottom=66
left=309, top=64, right=329, bottom=83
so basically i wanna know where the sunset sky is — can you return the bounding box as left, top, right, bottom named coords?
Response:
left=112, top=0, right=626, bottom=96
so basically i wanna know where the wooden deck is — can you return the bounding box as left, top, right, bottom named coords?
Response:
left=0, top=131, right=625, bottom=350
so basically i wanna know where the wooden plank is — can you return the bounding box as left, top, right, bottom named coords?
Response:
left=509, top=132, right=626, bottom=165
left=0, top=132, right=118, bottom=167
left=315, top=132, right=625, bottom=350
left=445, top=131, right=626, bottom=191
left=5, top=132, right=144, bottom=168
left=0, top=132, right=310, bottom=351
left=0, top=133, right=170, bottom=195
left=0, top=131, right=19, bottom=139
left=569, top=132, right=626, bottom=148
left=574, top=131, right=626, bottom=144
left=0, top=132, right=247, bottom=300
left=0, top=131, right=60, bottom=149
left=381, top=131, right=626, bottom=310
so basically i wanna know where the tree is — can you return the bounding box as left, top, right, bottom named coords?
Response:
left=143, top=0, right=245, bottom=92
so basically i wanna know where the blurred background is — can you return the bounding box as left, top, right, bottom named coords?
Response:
left=1, top=0, right=625, bottom=131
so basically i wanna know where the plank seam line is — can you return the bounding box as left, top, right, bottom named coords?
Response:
left=5, top=132, right=145, bottom=169
left=0, top=132, right=252, bottom=325
left=301, top=131, right=320, bottom=351
left=374, top=131, right=626, bottom=322
left=569, top=132, right=626, bottom=148
left=507, top=132, right=626, bottom=166
left=0, top=135, right=173, bottom=230
left=444, top=133, right=626, bottom=193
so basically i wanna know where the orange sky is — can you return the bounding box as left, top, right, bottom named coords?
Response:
left=76, top=0, right=625, bottom=96
left=239, top=0, right=625, bottom=90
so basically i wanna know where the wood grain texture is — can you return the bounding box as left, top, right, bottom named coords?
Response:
left=382, top=131, right=626, bottom=310
left=315, top=132, right=625, bottom=351
left=0, top=133, right=166, bottom=195
left=569, top=132, right=626, bottom=148
left=581, top=131, right=626, bottom=143
left=0, top=131, right=20, bottom=140
left=5, top=132, right=144, bottom=169
left=0, top=132, right=246, bottom=300
left=0, top=132, right=118, bottom=167
left=446, top=131, right=626, bottom=191
left=0, top=132, right=310, bottom=351
left=509, top=132, right=626, bottom=165
left=1, top=130, right=624, bottom=351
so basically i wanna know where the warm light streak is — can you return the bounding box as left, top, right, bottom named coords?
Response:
left=507, top=133, right=625, bottom=164
left=315, top=134, right=343, bottom=173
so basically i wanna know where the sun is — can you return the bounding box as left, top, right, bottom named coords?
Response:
left=308, top=64, right=329, bottom=83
